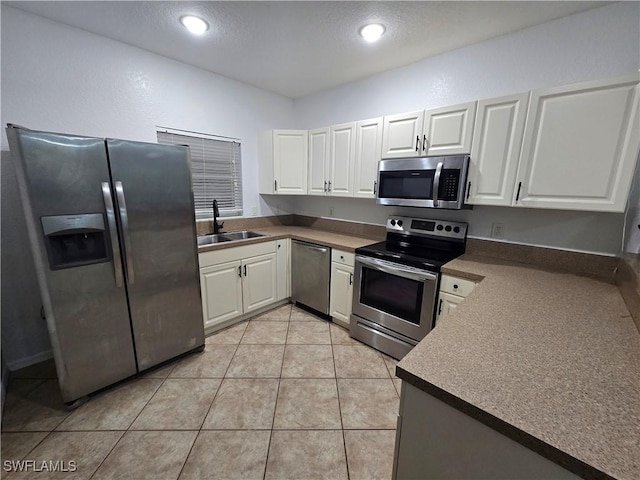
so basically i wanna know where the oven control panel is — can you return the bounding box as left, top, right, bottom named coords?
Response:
left=386, top=217, right=467, bottom=239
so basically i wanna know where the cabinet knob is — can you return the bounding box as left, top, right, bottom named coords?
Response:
left=340, top=255, right=344, bottom=260
left=453, top=284, right=459, bottom=289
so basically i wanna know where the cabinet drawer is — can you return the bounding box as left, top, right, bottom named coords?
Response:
left=440, top=275, right=476, bottom=297
left=199, top=240, right=276, bottom=268
left=331, top=249, right=355, bottom=266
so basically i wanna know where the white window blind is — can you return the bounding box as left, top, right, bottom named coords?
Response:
left=157, top=128, right=243, bottom=219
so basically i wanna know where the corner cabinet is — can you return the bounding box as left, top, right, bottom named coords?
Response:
left=199, top=242, right=279, bottom=333
left=259, top=130, right=308, bottom=195
left=514, top=74, right=640, bottom=212
left=381, top=102, right=476, bottom=158
left=329, top=249, right=355, bottom=329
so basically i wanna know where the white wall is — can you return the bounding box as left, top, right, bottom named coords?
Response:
left=0, top=5, right=296, bottom=368
left=275, top=1, right=640, bottom=255
left=1, top=5, right=296, bottom=216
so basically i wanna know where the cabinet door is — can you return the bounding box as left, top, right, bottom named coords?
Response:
left=330, top=122, right=356, bottom=196
left=353, top=117, right=383, bottom=198
left=467, top=93, right=529, bottom=206
left=242, top=253, right=277, bottom=313
left=435, top=292, right=464, bottom=325
left=329, top=262, right=354, bottom=329
left=515, top=74, right=640, bottom=212
left=276, top=239, right=290, bottom=301
left=201, top=261, right=243, bottom=330
left=381, top=111, right=424, bottom=158
left=273, top=130, right=308, bottom=195
left=423, top=102, right=477, bottom=156
left=308, top=128, right=330, bottom=196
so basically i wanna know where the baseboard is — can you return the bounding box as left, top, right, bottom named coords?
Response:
left=6, top=349, right=53, bottom=372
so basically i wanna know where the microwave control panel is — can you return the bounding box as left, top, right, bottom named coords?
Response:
left=439, top=170, right=460, bottom=201
left=386, top=217, right=467, bottom=240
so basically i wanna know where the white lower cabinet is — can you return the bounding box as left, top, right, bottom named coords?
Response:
left=199, top=241, right=279, bottom=332
left=329, top=249, right=355, bottom=329
left=435, top=275, right=477, bottom=325
left=200, top=261, right=244, bottom=330
left=276, top=239, right=290, bottom=301
left=242, top=253, right=277, bottom=313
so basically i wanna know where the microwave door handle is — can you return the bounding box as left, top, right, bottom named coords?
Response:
left=432, top=161, right=443, bottom=206
left=357, top=256, right=437, bottom=283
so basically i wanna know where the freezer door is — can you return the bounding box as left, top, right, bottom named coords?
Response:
left=5, top=126, right=137, bottom=402
left=106, top=139, right=204, bottom=370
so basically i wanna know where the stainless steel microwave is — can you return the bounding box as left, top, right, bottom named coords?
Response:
left=376, top=155, right=470, bottom=209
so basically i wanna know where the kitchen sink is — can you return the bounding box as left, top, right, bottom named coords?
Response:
left=221, top=230, right=265, bottom=241
left=197, top=230, right=264, bottom=246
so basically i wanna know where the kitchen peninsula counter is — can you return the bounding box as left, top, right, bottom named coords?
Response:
left=397, top=254, right=640, bottom=479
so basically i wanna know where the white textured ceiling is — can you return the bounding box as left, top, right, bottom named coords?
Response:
left=6, top=1, right=609, bottom=98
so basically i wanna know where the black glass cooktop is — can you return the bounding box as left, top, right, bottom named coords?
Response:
left=356, top=234, right=465, bottom=272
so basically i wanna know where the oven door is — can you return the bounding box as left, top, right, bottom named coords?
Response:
left=352, top=255, right=437, bottom=341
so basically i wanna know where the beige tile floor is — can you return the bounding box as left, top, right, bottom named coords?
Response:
left=1, top=304, right=401, bottom=480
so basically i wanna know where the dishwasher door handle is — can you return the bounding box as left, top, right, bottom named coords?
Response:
left=296, top=243, right=328, bottom=254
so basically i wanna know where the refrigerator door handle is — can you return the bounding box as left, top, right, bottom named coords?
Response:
left=114, top=181, right=135, bottom=284
left=101, top=182, right=124, bottom=288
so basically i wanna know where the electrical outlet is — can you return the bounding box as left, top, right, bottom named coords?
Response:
left=329, top=206, right=335, bottom=217
left=252, top=206, right=257, bottom=216
left=491, top=223, right=505, bottom=239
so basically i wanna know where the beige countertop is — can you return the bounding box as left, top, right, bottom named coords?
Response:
left=397, top=254, right=640, bottom=479
left=197, top=226, right=378, bottom=253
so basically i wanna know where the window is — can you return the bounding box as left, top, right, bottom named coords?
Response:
left=157, top=127, right=243, bottom=219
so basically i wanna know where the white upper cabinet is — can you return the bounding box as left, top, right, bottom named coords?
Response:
left=381, top=103, right=476, bottom=158
left=330, top=122, right=356, bottom=196
left=259, top=130, right=308, bottom=195
left=423, top=102, right=477, bottom=156
left=353, top=117, right=383, bottom=199
left=308, top=127, right=330, bottom=196
left=381, top=110, right=424, bottom=158
left=514, top=74, right=640, bottom=212
left=467, top=93, right=530, bottom=206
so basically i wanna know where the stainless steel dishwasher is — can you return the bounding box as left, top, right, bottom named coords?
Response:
left=291, top=240, right=331, bottom=314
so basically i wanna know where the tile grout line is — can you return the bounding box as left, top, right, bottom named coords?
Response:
left=329, top=319, right=351, bottom=480
left=88, top=367, right=168, bottom=479
left=262, top=303, right=292, bottom=480
left=175, top=318, right=251, bottom=480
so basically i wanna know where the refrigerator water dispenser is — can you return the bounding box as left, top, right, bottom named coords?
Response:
left=41, top=213, right=110, bottom=269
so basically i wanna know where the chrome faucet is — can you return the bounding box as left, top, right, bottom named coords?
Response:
left=212, top=199, right=224, bottom=234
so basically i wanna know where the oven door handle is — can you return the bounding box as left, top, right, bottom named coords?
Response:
left=432, top=161, right=443, bottom=207
left=356, top=256, right=437, bottom=283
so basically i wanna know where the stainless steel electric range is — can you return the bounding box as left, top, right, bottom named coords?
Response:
left=350, top=216, right=468, bottom=360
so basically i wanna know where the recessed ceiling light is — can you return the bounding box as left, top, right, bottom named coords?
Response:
left=180, top=15, right=209, bottom=35
left=359, top=23, right=386, bottom=43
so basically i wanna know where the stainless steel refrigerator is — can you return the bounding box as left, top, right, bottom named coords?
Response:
left=6, top=124, right=205, bottom=405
